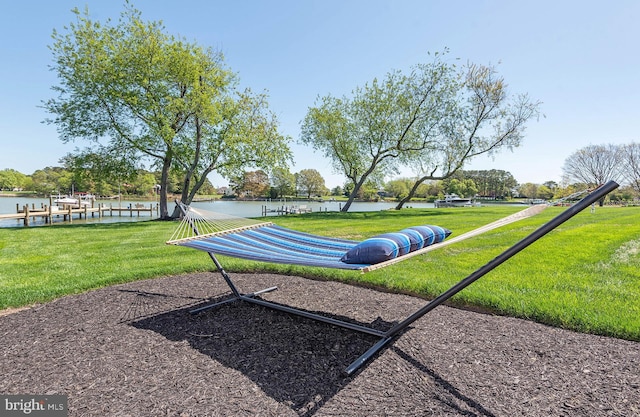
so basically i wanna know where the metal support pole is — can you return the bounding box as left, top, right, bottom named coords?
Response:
left=189, top=286, right=279, bottom=315
left=344, top=180, right=619, bottom=376
left=239, top=295, right=386, bottom=337
left=384, top=180, right=618, bottom=338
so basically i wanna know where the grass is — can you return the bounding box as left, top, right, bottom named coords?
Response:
left=0, top=205, right=639, bottom=341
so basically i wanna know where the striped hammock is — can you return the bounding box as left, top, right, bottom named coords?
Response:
left=167, top=204, right=547, bottom=273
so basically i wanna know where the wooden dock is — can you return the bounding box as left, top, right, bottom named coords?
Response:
left=261, top=204, right=315, bottom=216
left=0, top=202, right=159, bottom=226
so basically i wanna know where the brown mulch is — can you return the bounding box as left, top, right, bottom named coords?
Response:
left=1, top=272, right=638, bottom=417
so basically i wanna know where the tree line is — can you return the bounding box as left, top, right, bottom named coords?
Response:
left=4, top=162, right=636, bottom=204
left=0, top=166, right=204, bottom=197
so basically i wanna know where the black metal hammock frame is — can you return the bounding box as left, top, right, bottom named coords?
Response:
left=167, top=181, right=618, bottom=376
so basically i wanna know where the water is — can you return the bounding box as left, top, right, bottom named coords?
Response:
left=0, top=196, right=160, bottom=228
left=0, top=196, right=435, bottom=228
left=192, top=199, right=435, bottom=217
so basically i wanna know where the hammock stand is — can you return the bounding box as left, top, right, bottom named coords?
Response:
left=168, top=180, right=618, bottom=376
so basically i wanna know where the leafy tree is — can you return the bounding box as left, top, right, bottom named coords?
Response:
left=463, top=169, right=517, bottom=198
left=358, top=179, right=383, bottom=201
left=410, top=180, right=443, bottom=199
left=536, top=185, right=554, bottom=200
left=301, top=52, right=540, bottom=211
left=60, top=150, right=138, bottom=196
left=443, top=178, right=478, bottom=198
left=301, top=52, right=456, bottom=211
left=385, top=178, right=412, bottom=200
left=0, top=169, right=28, bottom=191
left=230, top=170, right=270, bottom=198
left=21, top=177, right=34, bottom=192
left=30, top=167, right=73, bottom=195
left=342, top=182, right=353, bottom=198
left=330, top=185, right=343, bottom=196
left=517, top=183, right=552, bottom=200
left=270, top=167, right=296, bottom=198
left=395, top=63, right=540, bottom=209
left=608, top=185, right=637, bottom=202
left=296, top=169, right=326, bottom=198
left=170, top=89, right=291, bottom=217
left=562, top=144, right=623, bottom=205
left=158, top=169, right=183, bottom=195
left=552, top=182, right=588, bottom=200
left=197, top=178, right=216, bottom=196
left=128, top=170, right=157, bottom=196
left=44, top=5, right=289, bottom=219
left=517, top=182, right=538, bottom=199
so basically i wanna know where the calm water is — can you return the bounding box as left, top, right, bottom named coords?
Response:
left=0, top=196, right=435, bottom=228
left=0, top=196, right=161, bottom=228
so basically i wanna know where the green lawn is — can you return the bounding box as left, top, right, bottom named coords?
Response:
left=1, top=205, right=638, bottom=341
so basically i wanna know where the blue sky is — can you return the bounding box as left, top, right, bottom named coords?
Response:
left=1, top=0, right=638, bottom=188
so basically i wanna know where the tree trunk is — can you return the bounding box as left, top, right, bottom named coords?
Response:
left=395, top=175, right=429, bottom=210
left=341, top=176, right=367, bottom=212
left=159, top=153, right=172, bottom=220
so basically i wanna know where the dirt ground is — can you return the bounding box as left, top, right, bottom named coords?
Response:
left=1, top=272, right=638, bottom=416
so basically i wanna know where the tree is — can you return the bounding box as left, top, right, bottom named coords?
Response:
left=60, top=150, right=139, bottom=196
left=169, top=89, right=291, bottom=217
left=463, top=170, right=517, bottom=198
left=44, top=5, right=290, bottom=219
left=296, top=169, right=326, bottom=198
left=270, top=167, right=296, bottom=198
left=443, top=178, right=478, bottom=198
left=357, top=179, right=383, bottom=201
left=385, top=178, right=412, bottom=200
left=536, top=185, right=554, bottom=200
left=129, top=170, right=157, bottom=196
left=553, top=182, right=588, bottom=200
left=0, top=169, right=28, bottom=191
left=419, top=180, right=443, bottom=199
left=562, top=144, right=623, bottom=205
left=622, top=142, right=640, bottom=193
left=230, top=170, right=270, bottom=198
left=395, top=63, right=540, bottom=209
left=330, top=185, right=343, bottom=196
left=518, top=182, right=538, bottom=199
left=517, top=183, right=551, bottom=200
left=301, top=53, right=540, bottom=211
left=301, top=52, right=456, bottom=211
left=30, top=167, right=73, bottom=195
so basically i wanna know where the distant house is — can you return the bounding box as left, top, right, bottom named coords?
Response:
left=217, top=186, right=233, bottom=196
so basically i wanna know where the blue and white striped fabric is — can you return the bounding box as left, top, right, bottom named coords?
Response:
left=176, top=225, right=369, bottom=270
left=175, top=224, right=452, bottom=270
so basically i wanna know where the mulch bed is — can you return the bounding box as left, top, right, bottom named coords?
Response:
left=1, top=272, right=638, bottom=416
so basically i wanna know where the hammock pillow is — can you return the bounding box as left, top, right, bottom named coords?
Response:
left=340, top=226, right=452, bottom=265
left=399, top=228, right=427, bottom=251
left=406, top=225, right=452, bottom=246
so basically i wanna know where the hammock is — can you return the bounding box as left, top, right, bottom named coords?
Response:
left=164, top=180, right=618, bottom=376
left=167, top=203, right=548, bottom=272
